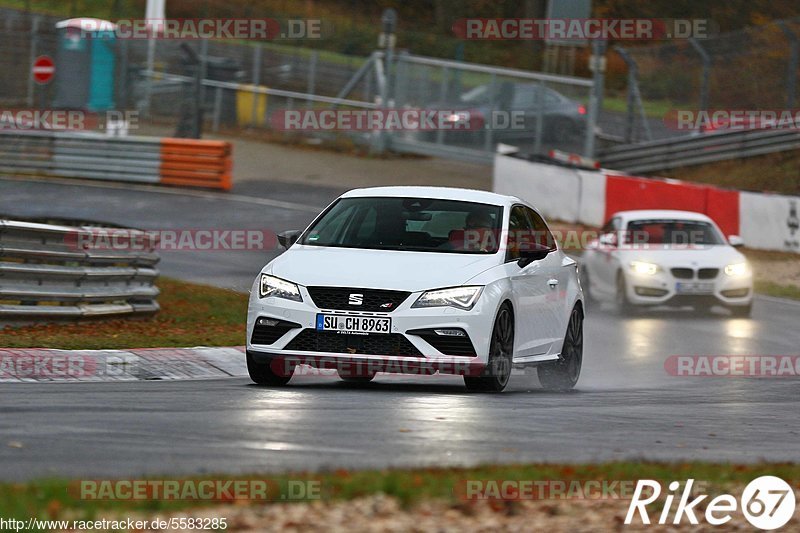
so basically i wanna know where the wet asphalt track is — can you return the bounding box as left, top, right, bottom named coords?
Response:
left=1, top=176, right=799, bottom=481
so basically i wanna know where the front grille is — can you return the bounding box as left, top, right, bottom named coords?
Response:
left=284, top=329, right=423, bottom=357
left=407, top=328, right=477, bottom=356
left=698, top=268, right=719, bottom=280
left=671, top=268, right=694, bottom=279
left=307, top=287, right=411, bottom=312
left=250, top=318, right=301, bottom=345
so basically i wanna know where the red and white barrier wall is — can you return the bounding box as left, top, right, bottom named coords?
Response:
left=493, top=153, right=800, bottom=253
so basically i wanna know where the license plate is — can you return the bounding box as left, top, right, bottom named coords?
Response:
left=676, top=282, right=715, bottom=294
left=316, top=314, right=391, bottom=334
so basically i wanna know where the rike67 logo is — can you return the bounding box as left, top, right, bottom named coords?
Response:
left=625, top=476, right=796, bottom=530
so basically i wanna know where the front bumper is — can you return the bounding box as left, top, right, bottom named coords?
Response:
left=246, top=284, right=497, bottom=371
left=624, top=268, right=753, bottom=307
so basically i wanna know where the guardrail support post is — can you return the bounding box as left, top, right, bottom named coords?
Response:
left=778, top=22, right=799, bottom=110
left=689, top=38, right=711, bottom=114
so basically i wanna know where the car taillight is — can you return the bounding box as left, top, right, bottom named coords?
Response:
left=578, top=104, right=587, bottom=115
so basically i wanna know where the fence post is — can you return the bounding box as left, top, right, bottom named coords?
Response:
left=778, top=22, right=798, bottom=109
left=533, top=80, right=545, bottom=155
left=483, top=73, right=496, bottom=152
left=306, top=51, right=318, bottom=111
left=26, top=15, right=40, bottom=108
left=614, top=46, right=652, bottom=143
left=583, top=39, right=606, bottom=158
left=689, top=38, right=711, bottom=114
left=251, top=43, right=262, bottom=125
left=212, top=86, right=222, bottom=132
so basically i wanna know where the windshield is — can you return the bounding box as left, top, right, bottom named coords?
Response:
left=301, top=197, right=503, bottom=254
left=626, top=219, right=725, bottom=246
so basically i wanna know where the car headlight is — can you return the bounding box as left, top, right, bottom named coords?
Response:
left=412, top=286, right=483, bottom=311
left=259, top=274, right=302, bottom=301
left=724, top=262, right=749, bottom=277
left=630, top=261, right=659, bottom=276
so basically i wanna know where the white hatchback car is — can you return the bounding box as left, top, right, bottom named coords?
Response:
left=580, top=210, right=753, bottom=316
left=246, top=187, right=584, bottom=392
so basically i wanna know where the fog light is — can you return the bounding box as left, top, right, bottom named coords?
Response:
left=434, top=329, right=466, bottom=336
left=257, top=318, right=280, bottom=327
left=634, top=287, right=669, bottom=297
left=721, top=288, right=750, bottom=298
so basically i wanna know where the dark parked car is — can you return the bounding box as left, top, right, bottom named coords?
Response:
left=418, top=81, right=587, bottom=145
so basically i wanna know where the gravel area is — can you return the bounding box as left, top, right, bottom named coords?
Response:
left=81, top=490, right=799, bottom=532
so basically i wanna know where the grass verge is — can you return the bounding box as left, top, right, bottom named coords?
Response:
left=2, top=463, right=798, bottom=520
left=660, top=150, right=800, bottom=196
left=0, top=278, right=248, bottom=349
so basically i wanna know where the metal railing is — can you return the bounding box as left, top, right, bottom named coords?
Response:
left=0, top=219, right=160, bottom=319
left=598, top=128, right=800, bottom=173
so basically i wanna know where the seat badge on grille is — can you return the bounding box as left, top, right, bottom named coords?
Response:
left=348, top=293, right=363, bottom=305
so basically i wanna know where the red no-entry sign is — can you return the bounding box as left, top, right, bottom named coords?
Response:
left=32, top=55, right=55, bottom=84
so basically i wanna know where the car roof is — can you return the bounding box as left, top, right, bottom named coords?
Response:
left=341, top=186, right=520, bottom=207
left=613, top=210, right=714, bottom=223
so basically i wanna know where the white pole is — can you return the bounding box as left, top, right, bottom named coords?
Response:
left=143, top=0, right=165, bottom=116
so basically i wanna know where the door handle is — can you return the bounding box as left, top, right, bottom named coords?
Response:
left=548, top=278, right=559, bottom=288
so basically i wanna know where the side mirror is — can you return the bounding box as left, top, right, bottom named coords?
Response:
left=598, top=232, right=617, bottom=247
left=277, top=230, right=302, bottom=249
left=517, top=243, right=554, bottom=267
left=728, top=235, right=744, bottom=248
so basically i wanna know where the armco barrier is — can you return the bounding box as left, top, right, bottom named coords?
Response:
left=493, top=151, right=798, bottom=253
left=0, top=219, right=160, bottom=319
left=0, top=130, right=232, bottom=190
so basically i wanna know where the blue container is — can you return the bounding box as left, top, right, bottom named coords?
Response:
left=54, top=18, right=116, bottom=111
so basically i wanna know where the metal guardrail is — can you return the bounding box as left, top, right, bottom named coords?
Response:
left=599, top=128, right=800, bottom=173
left=0, top=219, right=160, bottom=318
left=0, top=130, right=232, bottom=190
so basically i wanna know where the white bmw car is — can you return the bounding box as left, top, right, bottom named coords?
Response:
left=580, top=210, right=753, bottom=316
left=246, top=186, right=584, bottom=392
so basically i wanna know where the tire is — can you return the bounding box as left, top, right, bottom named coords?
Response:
left=247, top=353, right=294, bottom=386
left=547, top=117, right=575, bottom=142
left=337, top=370, right=376, bottom=383
left=464, top=304, right=514, bottom=393
left=615, top=272, right=634, bottom=315
left=538, top=306, right=583, bottom=391
left=728, top=303, right=752, bottom=318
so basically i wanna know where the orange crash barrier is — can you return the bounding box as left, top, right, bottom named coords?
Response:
left=159, top=138, right=233, bottom=191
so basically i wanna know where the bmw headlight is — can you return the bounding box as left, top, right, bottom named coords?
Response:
left=259, top=274, right=302, bottom=301
left=630, top=261, right=659, bottom=276
left=724, top=262, right=750, bottom=277
left=412, top=286, right=483, bottom=311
